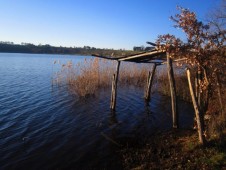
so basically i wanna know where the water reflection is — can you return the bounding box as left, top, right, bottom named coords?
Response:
left=109, top=111, right=118, bottom=126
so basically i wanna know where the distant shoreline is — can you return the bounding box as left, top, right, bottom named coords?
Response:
left=0, top=51, right=90, bottom=56
left=0, top=42, right=137, bottom=56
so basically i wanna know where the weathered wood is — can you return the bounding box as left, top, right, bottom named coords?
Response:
left=110, top=61, right=121, bottom=110
left=197, top=67, right=202, bottom=108
left=146, top=41, right=157, bottom=46
left=216, top=73, right=224, bottom=115
left=145, top=64, right=157, bottom=101
left=110, top=74, right=116, bottom=109
left=195, top=73, right=198, bottom=99
left=162, top=58, right=187, bottom=64
left=186, top=68, right=205, bottom=145
left=92, top=54, right=121, bottom=60
left=119, top=50, right=166, bottom=62
left=167, top=53, right=178, bottom=128
left=194, top=72, right=199, bottom=129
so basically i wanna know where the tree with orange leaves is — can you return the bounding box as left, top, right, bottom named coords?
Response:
left=156, top=4, right=225, bottom=144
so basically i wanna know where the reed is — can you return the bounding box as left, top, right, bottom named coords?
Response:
left=155, top=67, right=191, bottom=102
left=53, top=58, right=151, bottom=97
left=53, top=58, right=193, bottom=100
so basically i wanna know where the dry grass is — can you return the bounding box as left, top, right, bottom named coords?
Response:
left=53, top=57, right=192, bottom=99
left=206, top=87, right=226, bottom=140
left=120, top=130, right=226, bottom=170
left=53, top=58, right=152, bottom=97
left=155, top=66, right=191, bottom=102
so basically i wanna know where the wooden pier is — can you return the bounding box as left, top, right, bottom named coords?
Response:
left=92, top=41, right=207, bottom=143
left=92, top=44, right=179, bottom=128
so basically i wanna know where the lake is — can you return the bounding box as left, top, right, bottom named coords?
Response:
left=0, top=53, right=194, bottom=169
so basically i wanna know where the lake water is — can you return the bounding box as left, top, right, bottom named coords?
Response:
left=0, top=53, right=194, bottom=169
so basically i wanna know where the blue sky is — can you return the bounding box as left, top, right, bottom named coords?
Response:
left=0, top=0, right=220, bottom=50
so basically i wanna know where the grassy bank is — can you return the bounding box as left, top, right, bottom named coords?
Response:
left=120, top=129, right=226, bottom=169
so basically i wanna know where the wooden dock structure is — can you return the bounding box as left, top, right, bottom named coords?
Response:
left=92, top=41, right=206, bottom=143
left=92, top=43, right=181, bottom=128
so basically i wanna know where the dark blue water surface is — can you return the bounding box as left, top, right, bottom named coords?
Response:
left=0, top=53, right=194, bottom=169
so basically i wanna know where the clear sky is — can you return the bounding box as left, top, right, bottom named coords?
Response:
left=0, top=0, right=220, bottom=50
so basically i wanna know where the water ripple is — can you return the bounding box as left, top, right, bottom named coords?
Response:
left=0, top=53, right=194, bottom=169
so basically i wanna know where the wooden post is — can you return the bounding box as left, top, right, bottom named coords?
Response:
left=195, top=72, right=198, bottom=99
left=167, top=53, right=178, bottom=128
left=110, top=61, right=121, bottom=110
left=197, top=67, right=202, bottom=108
left=145, top=64, right=157, bottom=101
left=186, top=68, right=205, bottom=145
left=216, top=73, right=224, bottom=115
left=110, top=74, right=116, bottom=109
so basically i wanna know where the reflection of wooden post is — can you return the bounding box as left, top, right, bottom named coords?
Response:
left=110, top=61, right=121, bottom=110
left=167, top=53, right=178, bottom=128
left=145, top=64, right=157, bottom=101
left=186, top=68, right=205, bottom=145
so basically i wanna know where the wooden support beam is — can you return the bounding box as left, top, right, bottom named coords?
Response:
left=118, top=50, right=165, bottom=62
left=110, top=61, right=121, bottom=110
left=162, top=57, right=187, bottom=64
left=216, top=73, right=224, bottom=115
left=186, top=68, right=205, bottom=145
left=145, top=64, right=157, bottom=101
left=167, top=53, right=178, bottom=128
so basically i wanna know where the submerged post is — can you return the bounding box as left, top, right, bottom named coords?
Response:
left=110, top=61, right=121, bottom=110
left=167, top=53, right=178, bottom=128
left=145, top=64, right=157, bottom=101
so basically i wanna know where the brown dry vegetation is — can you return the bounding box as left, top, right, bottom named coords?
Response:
left=120, top=129, right=226, bottom=169
left=156, top=66, right=191, bottom=102
left=206, top=87, right=226, bottom=139
left=53, top=57, right=152, bottom=97
left=53, top=57, right=193, bottom=99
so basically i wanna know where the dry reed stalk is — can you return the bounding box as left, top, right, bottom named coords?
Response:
left=53, top=58, right=192, bottom=100
left=53, top=58, right=151, bottom=97
left=156, top=68, right=191, bottom=102
left=119, top=62, right=149, bottom=86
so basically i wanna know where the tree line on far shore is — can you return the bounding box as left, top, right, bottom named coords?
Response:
left=0, top=41, right=138, bottom=56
